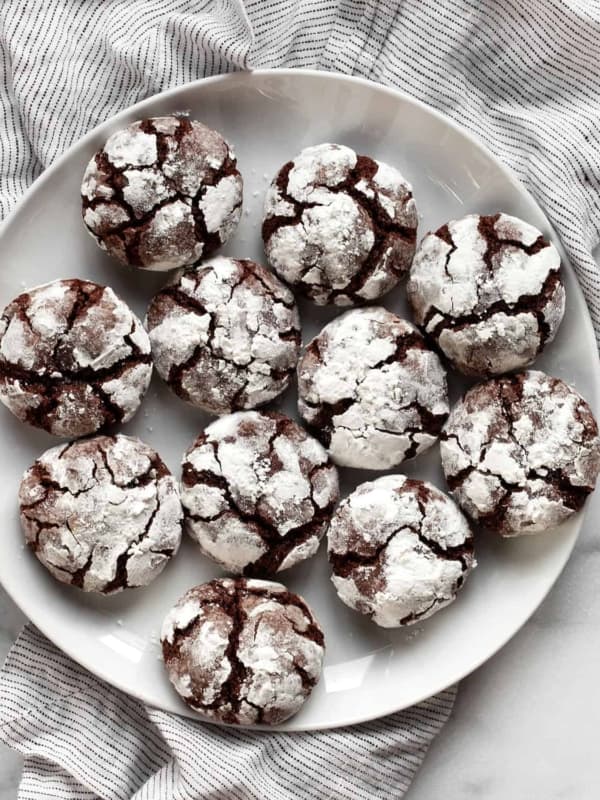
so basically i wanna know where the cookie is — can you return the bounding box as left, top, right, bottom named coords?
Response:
left=441, top=371, right=600, bottom=535
left=297, top=307, right=449, bottom=469
left=161, top=578, right=325, bottom=725
left=262, top=143, right=417, bottom=305
left=81, top=116, right=243, bottom=270
left=0, top=279, right=152, bottom=437
left=19, top=435, right=183, bottom=593
left=146, top=257, right=301, bottom=415
left=407, top=213, right=565, bottom=376
left=181, top=411, right=339, bottom=576
left=328, top=475, right=475, bottom=627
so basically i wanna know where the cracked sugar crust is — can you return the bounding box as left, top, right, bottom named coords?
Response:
left=181, top=411, right=339, bottom=577
left=81, top=116, right=243, bottom=271
left=328, top=475, right=475, bottom=628
left=146, top=257, right=301, bottom=415
left=262, top=143, right=418, bottom=306
left=297, top=307, right=449, bottom=470
left=440, top=370, right=600, bottom=535
left=161, top=577, right=325, bottom=725
left=0, top=279, right=152, bottom=437
left=407, top=213, right=566, bottom=377
left=19, top=434, right=183, bottom=593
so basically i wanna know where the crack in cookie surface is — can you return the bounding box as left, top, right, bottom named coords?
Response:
left=0, top=279, right=152, bottom=437
left=407, top=213, right=566, bottom=377
left=146, top=257, right=301, bottom=415
left=81, top=115, right=243, bottom=271
left=440, top=370, right=600, bottom=535
left=327, top=475, right=475, bottom=628
left=181, top=410, right=339, bottom=576
left=297, top=306, right=449, bottom=470
left=19, top=434, right=183, bottom=593
left=160, top=578, right=325, bottom=725
left=262, top=143, right=418, bottom=306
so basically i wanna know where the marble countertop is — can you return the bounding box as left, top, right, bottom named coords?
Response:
left=3, top=250, right=599, bottom=800
left=2, top=489, right=599, bottom=798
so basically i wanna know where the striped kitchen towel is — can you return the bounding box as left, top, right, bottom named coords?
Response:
left=0, top=626, right=456, bottom=799
left=1, top=0, right=600, bottom=798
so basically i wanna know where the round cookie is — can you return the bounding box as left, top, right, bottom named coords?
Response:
left=0, top=279, right=152, bottom=437
left=19, top=435, right=183, bottom=593
left=297, top=307, right=449, bottom=469
left=81, top=116, right=243, bottom=270
left=441, top=370, right=600, bottom=535
left=407, top=212, right=565, bottom=376
left=262, top=143, right=417, bottom=305
left=181, top=411, right=339, bottom=576
left=328, top=475, right=475, bottom=628
left=146, top=257, right=301, bottom=415
left=161, top=578, right=325, bottom=725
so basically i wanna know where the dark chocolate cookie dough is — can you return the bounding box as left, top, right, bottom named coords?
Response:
left=161, top=577, right=325, bottom=725
left=180, top=411, right=339, bottom=576
left=262, top=143, right=417, bottom=305
left=0, top=279, right=152, bottom=437
left=82, top=116, right=243, bottom=270
left=146, top=257, right=301, bottom=415
left=407, top=213, right=565, bottom=377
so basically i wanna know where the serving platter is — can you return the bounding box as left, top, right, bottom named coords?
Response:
left=0, top=69, right=598, bottom=730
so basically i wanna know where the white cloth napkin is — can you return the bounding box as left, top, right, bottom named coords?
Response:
left=1, top=1, right=600, bottom=798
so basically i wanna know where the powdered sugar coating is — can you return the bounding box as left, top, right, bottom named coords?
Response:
left=441, top=370, right=600, bottom=535
left=161, top=578, right=325, bottom=725
left=328, top=475, right=475, bottom=627
left=146, top=257, right=301, bottom=415
left=407, top=213, right=565, bottom=376
left=262, top=143, right=417, bottom=305
left=181, top=411, right=339, bottom=576
left=297, top=307, right=449, bottom=469
left=0, top=279, right=152, bottom=437
left=19, top=435, right=183, bottom=593
left=81, top=116, right=243, bottom=271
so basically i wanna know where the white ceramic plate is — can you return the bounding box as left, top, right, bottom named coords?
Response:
left=0, top=70, right=598, bottom=731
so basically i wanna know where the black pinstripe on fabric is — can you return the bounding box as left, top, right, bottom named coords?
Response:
left=0, top=625, right=455, bottom=798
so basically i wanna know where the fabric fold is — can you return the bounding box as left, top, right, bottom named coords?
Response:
left=0, top=626, right=456, bottom=799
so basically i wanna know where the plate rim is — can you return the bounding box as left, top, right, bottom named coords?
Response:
left=1, top=67, right=599, bottom=730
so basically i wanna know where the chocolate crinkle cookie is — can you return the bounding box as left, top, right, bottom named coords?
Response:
left=441, top=370, right=600, bottom=535
left=328, top=475, right=475, bottom=628
left=407, top=213, right=565, bottom=377
left=146, top=257, right=301, bottom=415
left=0, top=279, right=152, bottom=437
left=19, top=434, right=183, bottom=593
left=262, top=143, right=417, bottom=305
left=161, top=578, right=325, bottom=725
left=297, top=307, right=449, bottom=470
left=81, top=116, right=243, bottom=270
left=181, top=411, right=339, bottom=576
